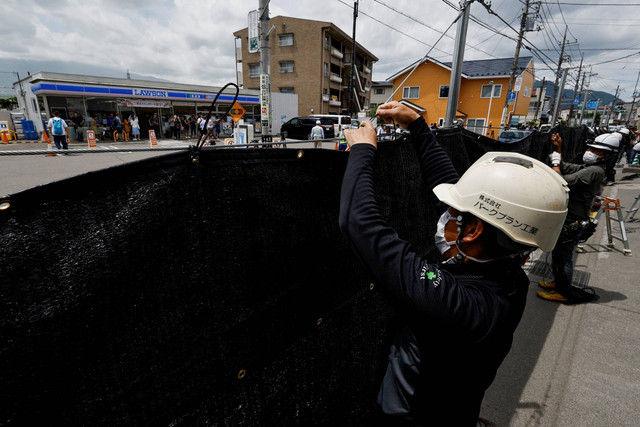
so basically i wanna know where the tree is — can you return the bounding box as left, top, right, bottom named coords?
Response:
left=594, top=112, right=601, bottom=126
left=0, top=96, right=18, bottom=109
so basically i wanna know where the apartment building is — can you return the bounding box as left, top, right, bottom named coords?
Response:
left=234, top=16, right=378, bottom=117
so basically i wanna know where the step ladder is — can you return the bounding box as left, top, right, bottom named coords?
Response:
left=625, top=192, right=640, bottom=222
left=592, top=196, right=632, bottom=256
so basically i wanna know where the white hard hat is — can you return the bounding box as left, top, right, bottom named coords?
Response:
left=618, top=127, right=630, bottom=135
left=433, top=152, right=569, bottom=252
left=588, top=133, right=620, bottom=152
left=316, top=120, right=321, bottom=125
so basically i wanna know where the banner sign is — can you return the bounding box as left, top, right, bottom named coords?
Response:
left=248, top=10, right=259, bottom=53
left=260, top=74, right=270, bottom=128
left=125, top=99, right=171, bottom=108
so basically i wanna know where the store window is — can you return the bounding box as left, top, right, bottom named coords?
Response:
left=279, top=33, right=294, bottom=46
left=279, top=61, right=294, bottom=73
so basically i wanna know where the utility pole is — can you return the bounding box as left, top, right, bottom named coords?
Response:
left=445, top=1, right=471, bottom=127
left=605, top=85, right=620, bottom=127
left=551, top=68, right=568, bottom=126
left=499, top=0, right=531, bottom=130
left=567, top=54, right=583, bottom=125
left=578, top=72, right=587, bottom=125
left=550, top=26, right=569, bottom=119
left=591, top=99, right=600, bottom=127
left=348, top=0, right=359, bottom=115
left=259, top=0, right=271, bottom=135
left=626, top=71, right=640, bottom=126
left=533, top=76, right=545, bottom=122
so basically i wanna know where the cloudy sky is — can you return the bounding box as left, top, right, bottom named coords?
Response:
left=1, top=0, right=639, bottom=101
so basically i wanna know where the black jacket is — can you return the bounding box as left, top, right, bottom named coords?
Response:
left=339, top=117, right=530, bottom=425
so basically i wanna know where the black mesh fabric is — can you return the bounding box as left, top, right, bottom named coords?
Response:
left=0, top=127, right=587, bottom=425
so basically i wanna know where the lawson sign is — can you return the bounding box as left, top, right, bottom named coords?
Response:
left=133, top=88, right=168, bottom=97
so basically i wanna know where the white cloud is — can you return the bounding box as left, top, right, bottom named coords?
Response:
left=0, top=0, right=638, bottom=99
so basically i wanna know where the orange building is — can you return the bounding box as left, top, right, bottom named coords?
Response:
left=387, top=56, right=535, bottom=137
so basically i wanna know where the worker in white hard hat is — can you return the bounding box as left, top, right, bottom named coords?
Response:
left=615, top=127, right=632, bottom=166
left=537, top=132, right=620, bottom=304
left=339, top=101, right=569, bottom=426
left=310, top=119, right=324, bottom=148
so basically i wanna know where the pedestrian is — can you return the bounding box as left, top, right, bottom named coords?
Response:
left=70, top=112, right=84, bottom=141
left=182, top=116, right=190, bottom=139
left=189, top=115, right=197, bottom=138
left=339, top=101, right=569, bottom=425
left=129, top=113, right=141, bottom=141
left=197, top=113, right=207, bottom=139
left=113, top=113, right=123, bottom=140
left=107, top=113, right=114, bottom=128
left=537, top=132, right=619, bottom=304
left=168, top=114, right=177, bottom=139
left=615, top=127, right=631, bottom=166
left=310, top=120, right=324, bottom=148
left=148, top=113, right=160, bottom=140
left=90, top=116, right=100, bottom=141
left=47, top=110, right=69, bottom=151
left=214, top=118, right=221, bottom=140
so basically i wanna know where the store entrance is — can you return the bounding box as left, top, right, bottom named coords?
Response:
left=135, top=108, right=163, bottom=139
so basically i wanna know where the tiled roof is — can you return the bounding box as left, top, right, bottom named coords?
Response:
left=440, top=56, right=533, bottom=78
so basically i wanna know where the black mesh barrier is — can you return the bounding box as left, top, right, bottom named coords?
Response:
left=0, top=127, right=589, bottom=425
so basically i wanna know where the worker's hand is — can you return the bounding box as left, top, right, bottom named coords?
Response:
left=376, top=101, right=420, bottom=129
left=344, top=120, right=377, bottom=149
left=548, top=151, right=561, bottom=166
left=551, top=133, right=562, bottom=152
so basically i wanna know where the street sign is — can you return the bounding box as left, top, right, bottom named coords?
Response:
left=572, top=97, right=580, bottom=105
left=229, top=101, right=246, bottom=122
left=507, top=92, right=516, bottom=101
left=514, top=76, right=522, bottom=92
left=87, top=130, right=96, bottom=149
left=149, top=130, right=158, bottom=148
left=587, top=100, right=598, bottom=109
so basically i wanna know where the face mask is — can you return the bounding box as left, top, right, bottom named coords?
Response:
left=434, top=210, right=458, bottom=255
left=583, top=151, right=600, bottom=164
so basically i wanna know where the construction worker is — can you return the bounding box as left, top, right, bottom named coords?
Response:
left=339, top=101, right=569, bottom=425
left=538, top=132, right=621, bottom=303
left=310, top=120, right=324, bottom=148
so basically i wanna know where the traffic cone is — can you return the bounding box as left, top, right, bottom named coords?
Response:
left=1, top=131, right=8, bottom=144
left=44, top=130, right=57, bottom=156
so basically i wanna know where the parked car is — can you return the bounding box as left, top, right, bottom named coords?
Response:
left=280, top=117, right=335, bottom=140
left=498, top=130, right=531, bottom=143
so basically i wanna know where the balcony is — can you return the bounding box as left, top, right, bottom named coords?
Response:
left=330, top=99, right=341, bottom=107
left=330, top=74, right=342, bottom=84
left=363, top=65, right=371, bottom=74
left=331, top=48, right=343, bottom=60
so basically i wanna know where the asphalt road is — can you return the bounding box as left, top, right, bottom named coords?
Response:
left=0, top=136, right=322, bottom=196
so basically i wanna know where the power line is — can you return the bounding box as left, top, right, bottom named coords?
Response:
left=336, top=0, right=452, bottom=56
left=539, top=2, right=640, bottom=5
left=592, top=51, right=640, bottom=66
left=373, top=0, right=500, bottom=58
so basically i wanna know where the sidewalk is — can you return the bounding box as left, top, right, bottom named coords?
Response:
left=480, top=166, right=640, bottom=426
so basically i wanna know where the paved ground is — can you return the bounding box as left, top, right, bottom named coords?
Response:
left=480, top=166, right=640, bottom=426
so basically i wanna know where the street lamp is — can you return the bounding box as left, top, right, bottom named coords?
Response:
left=485, top=81, right=494, bottom=137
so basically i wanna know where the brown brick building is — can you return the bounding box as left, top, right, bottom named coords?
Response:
left=233, top=16, right=378, bottom=116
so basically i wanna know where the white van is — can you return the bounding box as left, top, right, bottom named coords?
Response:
left=309, top=114, right=354, bottom=136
